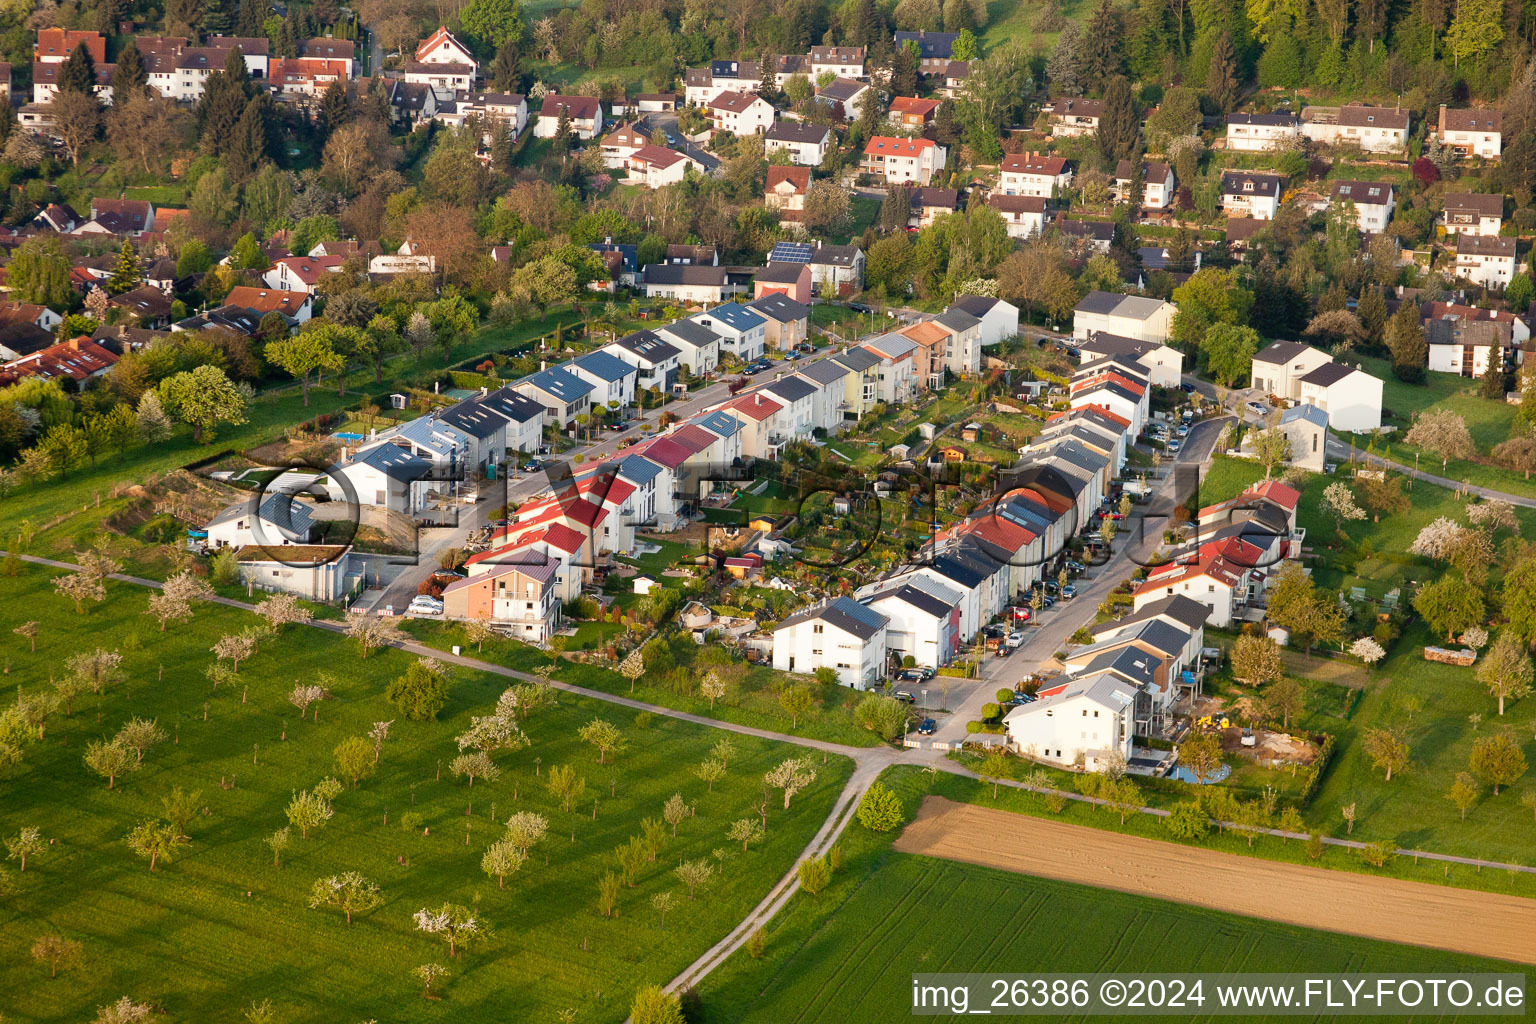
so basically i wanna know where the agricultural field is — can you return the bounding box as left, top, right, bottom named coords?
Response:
left=0, top=565, right=852, bottom=1023
left=696, top=769, right=1526, bottom=1024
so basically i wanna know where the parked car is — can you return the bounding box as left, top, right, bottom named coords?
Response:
left=892, top=690, right=917, bottom=704
left=1180, top=381, right=1196, bottom=393
left=848, top=302, right=873, bottom=314
left=1043, top=580, right=1059, bottom=595
left=522, top=460, right=540, bottom=472
left=1176, top=424, right=1189, bottom=437
left=1246, top=401, right=1268, bottom=416
left=1061, top=583, right=1078, bottom=599
left=916, top=666, right=936, bottom=680
left=1064, top=559, right=1085, bottom=573
left=917, top=718, right=936, bottom=735
left=1167, top=440, right=1182, bottom=454
left=408, top=596, right=443, bottom=616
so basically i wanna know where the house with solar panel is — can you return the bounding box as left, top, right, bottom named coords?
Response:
left=513, top=366, right=595, bottom=430
left=771, top=597, right=890, bottom=689
left=685, top=303, right=766, bottom=363
left=604, top=330, right=683, bottom=393
left=326, top=443, right=434, bottom=515
left=566, top=350, right=639, bottom=411
left=654, top=318, right=722, bottom=375
left=768, top=240, right=865, bottom=295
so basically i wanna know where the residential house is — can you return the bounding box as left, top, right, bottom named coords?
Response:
left=999, top=153, right=1073, bottom=197
left=888, top=96, right=939, bottom=128
left=2, top=336, right=117, bottom=382
left=81, top=198, right=153, bottom=236
left=989, top=194, right=1047, bottom=239
left=442, top=560, right=561, bottom=641
left=687, top=302, right=767, bottom=362
left=829, top=345, right=881, bottom=420
left=757, top=373, right=820, bottom=437
left=715, top=392, right=783, bottom=458
left=222, top=286, right=313, bottom=324
left=892, top=30, right=960, bottom=73
left=262, top=254, right=345, bottom=294
left=1435, top=105, right=1502, bottom=159
left=1132, top=548, right=1254, bottom=629
left=933, top=306, right=983, bottom=374
left=1113, top=160, right=1175, bottom=210
left=1302, top=104, right=1410, bottom=153
left=107, top=285, right=173, bottom=328
left=683, top=60, right=752, bottom=106
left=1250, top=341, right=1334, bottom=402
left=205, top=493, right=316, bottom=550
left=810, top=45, right=866, bottom=78
left=763, top=120, right=831, bottom=166
left=707, top=90, right=774, bottom=135
left=748, top=292, right=811, bottom=351
left=1090, top=593, right=1208, bottom=664
left=567, top=349, right=638, bottom=410
left=599, top=121, right=649, bottom=166
left=950, top=294, right=1020, bottom=347
left=1077, top=331, right=1184, bottom=387
left=641, top=263, right=729, bottom=303
left=1275, top=403, right=1329, bottom=472
left=236, top=545, right=353, bottom=602
left=1058, top=218, right=1114, bottom=253
left=939, top=59, right=969, bottom=96
left=35, top=28, right=105, bottom=63
left=800, top=242, right=864, bottom=294
left=1224, top=112, right=1301, bottom=151
left=1004, top=673, right=1137, bottom=768
left=1220, top=171, right=1284, bottom=221
left=533, top=95, right=603, bottom=139
left=861, top=136, right=946, bottom=185
left=753, top=262, right=812, bottom=304
left=794, top=358, right=850, bottom=427
left=896, top=320, right=949, bottom=388
left=1423, top=300, right=1530, bottom=344
left=1071, top=292, right=1176, bottom=344
left=1042, top=97, right=1102, bottom=137
left=604, top=330, right=683, bottom=393
left=1441, top=193, right=1504, bottom=237
left=1330, top=180, right=1396, bottom=233
left=1297, top=361, right=1383, bottom=432
left=513, top=366, right=594, bottom=429
left=414, top=26, right=477, bottom=73
left=771, top=596, right=889, bottom=689
left=764, top=166, right=811, bottom=222
left=474, top=386, right=548, bottom=455
left=625, top=145, right=702, bottom=188
left=863, top=581, right=960, bottom=668
left=328, top=443, right=432, bottom=515
left=654, top=318, right=722, bottom=375
left=666, top=244, right=718, bottom=265
left=816, top=77, right=869, bottom=120
left=1068, top=376, right=1146, bottom=436
left=909, top=187, right=958, bottom=228
left=1425, top=308, right=1518, bottom=377
left=1454, top=235, right=1517, bottom=290
left=863, top=332, right=920, bottom=402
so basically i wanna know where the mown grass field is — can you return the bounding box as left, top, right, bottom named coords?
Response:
left=0, top=565, right=852, bottom=1023
left=696, top=768, right=1527, bottom=1024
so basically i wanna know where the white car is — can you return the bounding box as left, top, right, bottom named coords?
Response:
left=408, top=596, right=444, bottom=616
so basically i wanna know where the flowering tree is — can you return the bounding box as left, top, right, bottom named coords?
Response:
left=1321, top=482, right=1367, bottom=534
left=413, top=904, right=482, bottom=957
left=1349, top=637, right=1386, bottom=666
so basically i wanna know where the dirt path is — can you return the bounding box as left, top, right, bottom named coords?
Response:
left=894, top=797, right=1536, bottom=966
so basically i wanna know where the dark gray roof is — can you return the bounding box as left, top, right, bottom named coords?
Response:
left=1074, top=290, right=1124, bottom=315
left=761, top=374, right=817, bottom=403
left=832, top=346, right=881, bottom=372
left=208, top=493, right=315, bottom=534
left=1080, top=645, right=1160, bottom=686
left=777, top=595, right=888, bottom=639
left=1298, top=362, right=1354, bottom=387
left=349, top=443, right=432, bottom=481
left=809, top=244, right=861, bottom=267
left=617, top=454, right=664, bottom=485
left=934, top=308, right=981, bottom=332
left=1221, top=171, right=1284, bottom=197
left=1082, top=332, right=1159, bottom=358
left=438, top=396, right=508, bottom=438
left=657, top=318, right=720, bottom=349
left=612, top=330, right=682, bottom=364
left=893, top=30, right=958, bottom=58
left=748, top=292, right=811, bottom=323
left=865, top=583, right=954, bottom=618
left=573, top=350, right=638, bottom=383
left=796, top=359, right=850, bottom=386
left=478, top=386, right=546, bottom=424
left=525, top=366, right=595, bottom=402
left=755, top=263, right=807, bottom=284
left=643, top=263, right=727, bottom=286
left=930, top=554, right=988, bottom=589
left=1091, top=593, right=1210, bottom=635
left=1253, top=340, right=1314, bottom=364
left=951, top=294, right=1006, bottom=319
left=765, top=121, right=831, bottom=144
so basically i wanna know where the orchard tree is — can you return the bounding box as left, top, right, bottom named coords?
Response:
left=161, top=786, right=201, bottom=840
left=765, top=757, right=816, bottom=809
left=265, top=827, right=291, bottom=867
left=450, top=751, right=500, bottom=787
left=855, top=781, right=904, bottom=832
left=1231, top=635, right=1283, bottom=687
left=577, top=718, right=625, bottom=764
left=675, top=858, right=715, bottom=899
left=256, top=593, right=312, bottom=633
left=114, top=718, right=166, bottom=764
left=54, top=572, right=106, bottom=614
left=481, top=838, right=525, bottom=889
left=84, top=740, right=138, bottom=789
left=158, top=365, right=248, bottom=443
left=1321, top=482, right=1367, bottom=534
left=211, top=631, right=258, bottom=673
left=502, top=811, right=548, bottom=857
left=265, top=331, right=344, bottom=407
left=619, top=648, right=645, bottom=693
left=5, top=826, right=44, bottom=871
left=1362, top=726, right=1411, bottom=781
left=1476, top=632, right=1533, bottom=715
left=334, top=736, right=376, bottom=787
left=387, top=658, right=451, bottom=720
left=1404, top=409, right=1475, bottom=470
left=1470, top=731, right=1527, bottom=794
left=728, top=817, right=765, bottom=852
left=1445, top=771, right=1479, bottom=820
left=545, top=764, right=586, bottom=811
left=779, top=684, right=814, bottom=728
left=694, top=758, right=726, bottom=791
left=124, top=819, right=187, bottom=871
left=413, top=903, right=482, bottom=957
left=308, top=871, right=384, bottom=924
left=146, top=572, right=214, bottom=631
left=31, top=933, right=83, bottom=977
left=285, top=789, right=334, bottom=838
left=347, top=612, right=404, bottom=659
left=1176, top=732, right=1223, bottom=785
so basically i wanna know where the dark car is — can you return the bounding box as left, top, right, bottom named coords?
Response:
left=1180, top=381, right=1196, bottom=393
left=892, top=690, right=917, bottom=704
left=848, top=302, right=873, bottom=314
left=1061, top=583, right=1078, bottom=599
left=917, top=718, right=936, bottom=735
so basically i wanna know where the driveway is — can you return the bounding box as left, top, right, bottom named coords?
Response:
left=926, top=415, right=1230, bottom=746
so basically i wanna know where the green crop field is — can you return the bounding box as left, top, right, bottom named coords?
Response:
left=0, top=565, right=852, bottom=1023
left=697, top=770, right=1526, bottom=1024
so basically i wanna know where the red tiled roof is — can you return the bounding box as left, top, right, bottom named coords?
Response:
left=721, top=392, right=783, bottom=421
left=3, top=336, right=117, bottom=381
left=863, top=135, right=936, bottom=157
left=223, top=286, right=309, bottom=316
left=1002, top=153, right=1069, bottom=175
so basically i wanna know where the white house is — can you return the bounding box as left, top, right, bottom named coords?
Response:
left=1071, top=292, right=1176, bottom=345
left=932, top=307, right=983, bottom=375
left=1078, top=332, right=1184, bottom=388
left=771, top=596, right=888, bottom=689
left=654, top=318, right=722, bottom=375
left=683, top=60, right=752, bottom=106
left=816, top=77, right=869, bottom=119
left=414, top=26, right=477, bottom=73
left=861, top=136, right=946, bottom=185
left=756, top=374, right=819, bottom=437
left=999, top=153, right=1072, bottom=197
left=1113, top=160, right=1175, bottom=210
left=1297, top=362, right=1383, bottom=432
left=1003, top=673, right=1137, bottom=770
left=1041, top=97, right=1102, bottom=137
left=534, top=95, right=603, bottom=139
left=568, top=350, right=639, bottom=410
left=707, top=90, right=774, bottom=135
left=1330, top=180, right=1395, bottom=233
left=862, top=581, right=960, bottom=669
left=989, top=194, right=1046, bottom=239
left=1250, top=341, right=1334, bottom=403
left=327, top=445, right=433, bottom=515
left=514, top=366, right=594, bottom=428
left=950, top=294, right=1020, bottom=348
left=1425, top=310, right=1519, bottom=377
left=604, top=331, right=683, bottom=394
left=1224, top=112, right=1302, bottom=152
left=809, top=45, right=866, bottom=79
left=763, top=120, right=831, bottom=166
left=687, top=303, right=767, bottom=363
left=1089, top=593, right=1209, bottom=667
left=236, top=545, right=353, bottom=602
left=1274, top=403, right=1329, bottom=473
left=641, top=264, right=729, bottom=303
left=473, top=386, right=546, bottom=456
left=205, top=493, right=315, bottom=550
left=1435, top=105, right=1502, bottom=160
left=1220, top=171, right=1283, bottom=221
left=625, top=145, right=702, bottom=188
left=1454, top=235, right=1517, bottom=290
left=1302, top=104, right=1410, bottom=153
left=1441, top=193, right=1503, bottom=237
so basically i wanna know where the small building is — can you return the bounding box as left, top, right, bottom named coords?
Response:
left=1297, top=362, right=1383, bottom=432
left=909, top=186, right=958, bottom=229
left=764, top=165, right=811, bottom=222
left=763, top=120, right=831, bottom=166
left=753, top=261, right=812, bottom=304
left=1453, top=235, right=1516, bottom=290
left=1329, top=180, right=1395, bottom=233
left=1042, top=96, right=1102, bottom=137
left=1250, top=340, right=1334, bottom=403
left=533, top=95, right=603, bottom=139
left=1224, top=112, right=1301, bottom=152
left=861, top=136, right=946, bottom=186
left=1440, top=193, right=1503, bottom=237
left=989, top=194, right=1047, bottom=239
left=236, top=545, right=353, bottom=602
left=1276, top=403, right=1329, bottom=473
left=707, top=90, right=774, bottom=135
left=771, top=596, right=889, bottom=689
left=815, top=77, right=870, bottom=120
left=1302, top=104, right=1410, bottom=154
left=206, top=493, right=316, bottom=550
left=440, top=560, right=561, bottom=642
left=949, top=294, right=1020, bottom=348
left=1071, top=292, right=1176, bottom=345
left=1003, top=673, right=1137, bottom=769
left=641, top=263, right=729, bottom=303
left=1113, top=160, right=1175, bottom=210
left=888, top=96, right=940, bottom=128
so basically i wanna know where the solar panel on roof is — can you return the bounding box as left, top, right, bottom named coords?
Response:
left=769, top=242, right=814, bottom=264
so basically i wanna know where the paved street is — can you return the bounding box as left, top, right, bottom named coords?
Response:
left=927, top=414, right=1230, bottom=745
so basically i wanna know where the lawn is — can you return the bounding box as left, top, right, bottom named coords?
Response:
left=695, top=767, right=1527, bottom=1024
left=4, top=312, right=584, bottom=569
left=0, top=565, right=853, bottom=1023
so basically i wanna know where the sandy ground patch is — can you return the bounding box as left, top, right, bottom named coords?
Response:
left=894, top=796, right=1536, bottom=965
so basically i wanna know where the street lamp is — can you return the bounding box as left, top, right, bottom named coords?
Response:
left=922, top=687, right=928, bottom=711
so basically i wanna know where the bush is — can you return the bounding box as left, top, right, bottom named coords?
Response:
left=385, top=660, right=452, bottom=721
left=996, top=688, right=1015, bottom=703
left=1305, top=830, right=1325, bottom=860
left=209, top=549, right=240, bottom=586
left=855, top=781, right=905, bottom=832
left=1163, top=801, right=1209, bottom=840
